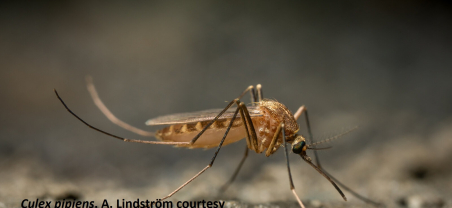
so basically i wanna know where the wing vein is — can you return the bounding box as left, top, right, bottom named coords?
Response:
left=146, top=106, right=262, bottom=126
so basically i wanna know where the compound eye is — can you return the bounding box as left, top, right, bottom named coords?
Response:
left=292, top=141, right=306, bottom=154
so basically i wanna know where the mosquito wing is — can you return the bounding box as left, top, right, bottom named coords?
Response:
left=145, top=105, right=262, bottom=125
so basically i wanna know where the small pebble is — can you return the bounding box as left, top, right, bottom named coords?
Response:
left=310, top=200, right=322, bottom=208
left=400, top=195, right=444, bottom=208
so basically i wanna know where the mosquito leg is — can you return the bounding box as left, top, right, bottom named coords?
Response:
left=55, top=89, right=191, bottom=145
left=217, top=99, right=259, bottom=192
left=240, top=102, right=259, bottom=151
left=250, top=87, right=257, bottom=105
left=236, top=101, right=254, bottom=151
left=86, top=76, right=155, bottom=137
left=229, top=99, right=257, bottom=151
left=162, top=105, right=241, bottom=200
left=219, top=146, right=249, bottom=193
left=256, top=84, right=263, bottom=102
left=281, top=123, right=306, bottom=208
left=293, top=106, right=304, bottom=121
left=217, top=100, right=260, bottom=192
left=218, top=97, right=264, bottom=191
left=239, top=102, right=259, bottom=151
left=265, top=123, right=283, bottom=157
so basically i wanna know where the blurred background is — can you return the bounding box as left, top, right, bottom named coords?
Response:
left=1, top=1, right=451, bottom=208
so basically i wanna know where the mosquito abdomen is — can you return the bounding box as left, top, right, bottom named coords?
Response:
left=156, top=119, right=246, bottom=149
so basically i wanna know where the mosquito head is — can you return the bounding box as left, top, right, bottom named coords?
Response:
left=291, top=135, right=307, bottom=155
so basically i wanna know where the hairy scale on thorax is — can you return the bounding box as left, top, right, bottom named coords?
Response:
left=252, top=99, right=299, bottom=153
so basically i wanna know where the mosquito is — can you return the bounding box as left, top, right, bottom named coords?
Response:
left=54, top=78, right=383, bottom=208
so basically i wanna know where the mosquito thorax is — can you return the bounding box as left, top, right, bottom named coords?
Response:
left=291, top=135, right=307, bottom=154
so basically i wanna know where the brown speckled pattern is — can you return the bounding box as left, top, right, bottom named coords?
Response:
left=252, top=99, right=299, bottom=153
